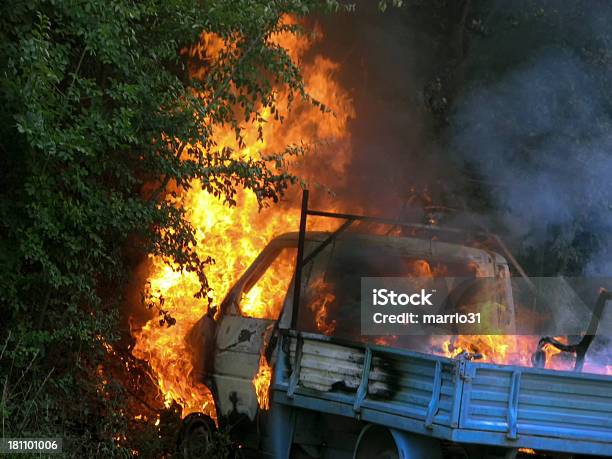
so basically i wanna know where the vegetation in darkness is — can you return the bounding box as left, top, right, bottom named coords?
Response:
left=0, top=0, right=346, bottom=456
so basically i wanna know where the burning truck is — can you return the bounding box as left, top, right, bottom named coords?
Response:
left=179, top=191, right=612, bottom=458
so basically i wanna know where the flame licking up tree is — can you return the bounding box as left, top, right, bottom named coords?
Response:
left=131, top=18, right=355, bottom=418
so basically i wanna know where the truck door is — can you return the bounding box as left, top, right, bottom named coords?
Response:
left=212, top=242, right=296, bottom=421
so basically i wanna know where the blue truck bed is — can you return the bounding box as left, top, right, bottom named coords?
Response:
left=272, top=331, right=612, bottom=456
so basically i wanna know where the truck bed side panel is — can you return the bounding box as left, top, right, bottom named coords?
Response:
left=459, top=364, right=612, bottom=443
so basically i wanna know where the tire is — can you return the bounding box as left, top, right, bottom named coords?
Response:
left=354, top=425, right=399, bottom=459
left=353, top=424, right=442, bottom=459
left=375, top=448, right=400, bottom=459
left=177, top=412, right=216, bottom=459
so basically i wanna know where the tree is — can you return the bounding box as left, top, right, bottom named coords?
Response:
left=0, top=0, right=343, bottom=455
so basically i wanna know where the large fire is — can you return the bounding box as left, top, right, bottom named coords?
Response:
left=131, top=17, right=354, bottom=418
left=131, top=15, right=610, bottom=424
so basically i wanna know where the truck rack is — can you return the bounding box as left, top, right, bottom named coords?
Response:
left=273, top=331, right=612, bottom=457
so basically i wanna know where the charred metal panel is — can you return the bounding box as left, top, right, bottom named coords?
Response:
left=288, top=339, right=393, bottom=395
left=360, top=353, right=456, bottom=427
left=213, top=315, right=272, bottom=420
left=289, top=339, right=365, bottom=392
left=216, top=315, right=266, bottom=354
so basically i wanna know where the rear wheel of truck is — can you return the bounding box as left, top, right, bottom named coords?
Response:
left=353, top=424, right=442, bottom=459
left=177, top=412, right=216, bottom=459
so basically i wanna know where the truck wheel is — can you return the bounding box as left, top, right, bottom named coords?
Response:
left=177, top=412, right=216, bottom=459
left=353, top=424, right=442, bottom=459
left=353, top=425, right=398, bottom=459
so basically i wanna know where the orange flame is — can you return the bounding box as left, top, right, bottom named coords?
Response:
left=434, top=334, right=610, bottom=375
left=132, top=17, right=354, bottom=417
left=307, top=277, right=337, bottom=335
left=252, top=355, right=273, bottom=410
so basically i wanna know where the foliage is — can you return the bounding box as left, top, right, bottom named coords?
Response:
left=0, top=0, right=345, bottom=456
